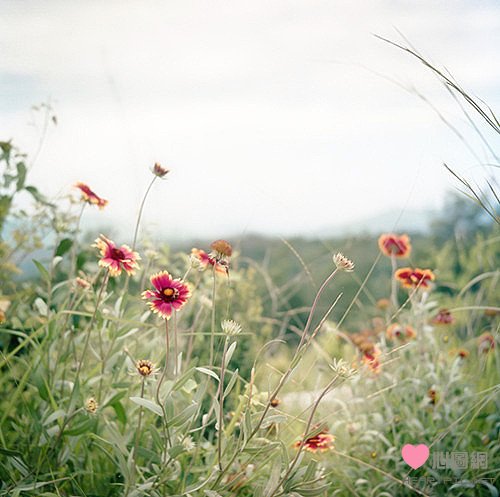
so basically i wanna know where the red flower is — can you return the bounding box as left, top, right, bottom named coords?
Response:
left=362, top=348, right=382, bottom=374
left=432, top=309, right=455, bottom=325
left=191, top=248, right=228, bottom=275
left=142, top=271, right=191, bottom=319
left=478, top=333, right=495, bottom=354
left=293, top=427, right=335, bottom=453
left=74, top=182, right=108, bottom=209
left=93, top=235, right=140, bottom=277
left=395, top=267, right=435, bottom=289
left=378, top=233, right=411, bottom=258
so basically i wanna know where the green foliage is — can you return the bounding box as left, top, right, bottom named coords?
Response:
left=0, top=141, right=498, bottom=496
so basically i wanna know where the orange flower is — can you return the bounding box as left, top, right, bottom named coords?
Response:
left=74, top=182, right=108, bottom=209
left=378, top=233, right=411, bottom=258
left=386, top=323, right=416, bottom=341
left=395, top=267, right=435, bottom=289
left=191, top=248, right=228, bottom=275
left=293, top=426, right=335, bottom=453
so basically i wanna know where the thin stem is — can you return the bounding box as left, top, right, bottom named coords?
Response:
left=70, top=203, right=86, bottom=280
left=132, top=176, right=157, bottom=251
left=133, top=378, right=146, bottom=465
left=209, top=264, right=217, bottom=366
left=269, top=374, right=341, bottom=496
left=211, top=267, right=342, bottom=489
left=390, top=253, right=398, bottom=309
left=155, top=319, right=173, bottom=454
left=74, top=271, right=109, bottom=383
left=217, top=337, right=229, bottom=471
left=173, top=312, right=178, bottom=375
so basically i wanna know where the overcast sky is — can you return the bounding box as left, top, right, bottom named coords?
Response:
left=1, top=0, right=499, bottom=242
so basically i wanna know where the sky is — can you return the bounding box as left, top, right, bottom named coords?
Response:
left=1, top=0, right=499, bottom=242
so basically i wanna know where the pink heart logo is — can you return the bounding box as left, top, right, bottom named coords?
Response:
left=401, top=444, right=430, bottom=469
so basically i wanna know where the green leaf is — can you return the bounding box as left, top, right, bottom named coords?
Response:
left=225, top=341, right=237, bottom=366
left=195, top=367, right=219, bottom=382
left=32, top=259, right=50, bottom=281
left=111, top=401, right=127, bottom=425
left=224, top=369, right=239, bottom=397
left=170, top=403, right=198, bottom=428
left=25, top=185, right=54, bottom=207
left=130, top=397, right=163, bottom=417
left=16, top=161, right=27, bottom=190
left=65, top=417, right=96, bottom=436
left=55, top=238, right=73, bottom=257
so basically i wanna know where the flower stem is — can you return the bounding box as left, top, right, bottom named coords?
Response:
left=74, top=271, right=109, bottom=383
left=217, top=337, right=229, bottom=471
left=133, top=378, right=146, bottom=464
left=155, top=319, right=172, bottom=455
left=132, top=176, right=157, bottom=251
left=209, top=264, right=217, bottom=366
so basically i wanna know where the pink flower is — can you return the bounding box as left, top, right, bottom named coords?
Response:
left=74, top=182, right=108, bottom=209
left=142, top=271, right=191, bottom=319
left=93, top=235, right=140, bottom=277
left=191, top=248, right=228, bottom=275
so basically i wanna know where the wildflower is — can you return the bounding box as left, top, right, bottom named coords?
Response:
left=427, top=388, right=439, bottom=405
left=182, top=436, right=195, bottom=451
left=221, top=319, right=242, bottom=336
left=135, top=359, right=158, bottom=377
left=75, top=276, right=91, bottom=289
left=293, top=426, right=335, bottom=453
left=362, top=347, right=381, bottom=374
left=378, top=233, right=411, bottom=258
left=85, top=397, right=98, bottom=414
left=333, top=252, right=355, bottom=272
left=478, top=333, right=495, bottom=354
left=432, top=308, right=454, bottom=325
left=74, top=182, right=108, bottom=209
left=93, top=235, right=140, bottom=277
left=395, top=267, right=435, bottom=289
left=210, top=239, right=233, bottom=259
left=376, top=298, right=391, bottom=311
left=152, top=162, right=170, bottom=178
left=386, top=323, right=416, bottom=341
left=484, top=308, right=499, bottom=318
left=457, top=349, right=469, bottom=359
left=142, top=271, right=191, bottom=319
left=191, top=248, right=228, bottom=275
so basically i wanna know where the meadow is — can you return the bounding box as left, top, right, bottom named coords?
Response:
left=1, top=47, right=499, bottom=497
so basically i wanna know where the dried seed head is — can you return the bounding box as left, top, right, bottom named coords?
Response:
left=85, top=397, right=98, bottom=414
left=221, top=319, right=242, bottom=336
left=210, top=239, right=233, bottom=258
left=333, top=252, right=355, bottom=272
left=136, top=359, right=156, bottom=377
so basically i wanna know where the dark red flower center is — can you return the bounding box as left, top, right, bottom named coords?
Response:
left=111, top=248, right=126, bottom=260
left=162, top=287, right=179, bottom=302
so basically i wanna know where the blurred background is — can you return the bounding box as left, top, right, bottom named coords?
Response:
left=1, top=0, right=499, bottom=243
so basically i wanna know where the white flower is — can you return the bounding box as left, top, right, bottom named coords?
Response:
left=333, top=252, right=355, bottom=272
left=221, top=319, right=242, bottom=336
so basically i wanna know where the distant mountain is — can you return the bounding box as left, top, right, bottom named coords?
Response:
left=316, top=208, right=437, bottom=237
